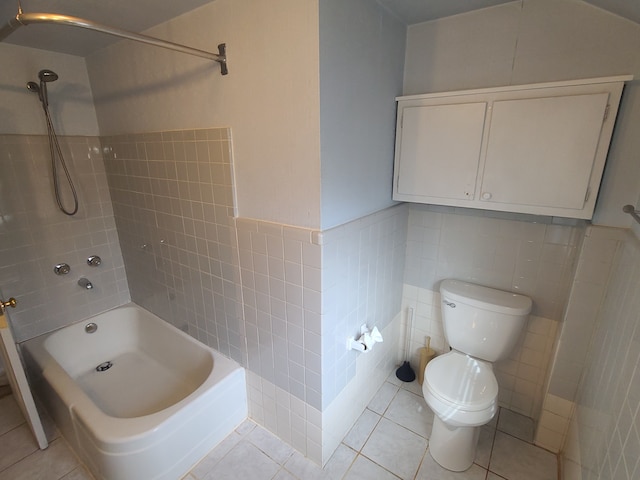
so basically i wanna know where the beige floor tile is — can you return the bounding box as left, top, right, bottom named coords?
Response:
left=416, top=450, right=488, bottom=479
left=401, top=379, right=424, bottom=397
left=60, top=465, right=95, bottom=480
left=474, top=424, right=496, bottom=468
left=343, top=455, right=400, bottom=480
left=386, top=371, right=403, bottom=386
left=283, top=451, right=326, bottom=480
left=235, top=419, right=257, bottom=436
left=0, top=423, right=40, bottom=472
left=0, top=438, right=79, bottom=480
left=190, top=431, right=242, bottom=479
left=273, top=469, right=298, bottom=480
left=368, top=382, right=399, bottom=415
left=202, top=440, right=280, bottom=480
left=343, top=409, right=381, bottom=451
left=247, top=426, right=295, bottom=465
left=489, top=431, right=557, bottom=480
left=384, top=389, right=433, bottom=439
left=361, top=417, right=427, bottom=479
left=497, top=408, right=534, bottom=443
left=323, top=444, right=357, bottom=479
left=0, top=395, right=24, bottom=436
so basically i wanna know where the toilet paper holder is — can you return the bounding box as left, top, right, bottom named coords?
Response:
left=347, top=324, right=383, bottom=353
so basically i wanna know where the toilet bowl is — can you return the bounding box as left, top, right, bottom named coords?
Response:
left=422, top=279, right=531, bottom=472
left=423, top=351, right=498, bottom=471
left=423, top=351, right=498, bottom=427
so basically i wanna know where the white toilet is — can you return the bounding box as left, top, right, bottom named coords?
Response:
left=422, top=279, right=532, bottom=472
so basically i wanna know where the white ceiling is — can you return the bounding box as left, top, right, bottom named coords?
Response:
left=0, top=0, right=639, bottom=57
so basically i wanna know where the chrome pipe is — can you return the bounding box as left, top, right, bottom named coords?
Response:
left=0, top=12, right=227, bottom=73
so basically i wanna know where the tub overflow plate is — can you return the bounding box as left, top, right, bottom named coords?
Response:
left=96, top=361, right=113, bottom=372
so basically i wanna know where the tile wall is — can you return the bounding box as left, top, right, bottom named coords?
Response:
left=245, top=371, right=324, bottom=464
left=320, top=204, right=408, bottom=408
left=563, top=228, right=640, bottom=480
left=235, top=218, right=322, bottom=410
left=321, top=316, right=401, bottom=465
left=0, top=134, right=129, bottom=342
left=320, top=205, right=408, bottom=463
left=101, top=128, right=245, bottom=363
left=404, top=204, right=585, bottom=420
left=536, top=225, right=627, bottom=453
left=242, top=204, right=408, bottom=465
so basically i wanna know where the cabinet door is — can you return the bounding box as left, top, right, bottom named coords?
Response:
left=395, top=102, right=487, bottom=201
left=480, top=93, right=609, bottom=209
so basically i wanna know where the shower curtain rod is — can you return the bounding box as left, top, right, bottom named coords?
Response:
left=0, top=12, right=228, bottom=75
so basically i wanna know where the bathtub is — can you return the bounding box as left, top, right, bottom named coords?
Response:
left=22, top=304, right=247, bottom=480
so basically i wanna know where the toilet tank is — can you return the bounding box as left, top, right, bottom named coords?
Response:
left=440, top=280, right=532, bottom=362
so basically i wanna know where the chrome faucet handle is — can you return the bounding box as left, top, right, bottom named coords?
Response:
left=87, top=255, right=102, bottom=267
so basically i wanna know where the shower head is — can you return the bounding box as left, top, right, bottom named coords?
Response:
left=38, top=69, right=58, bottom=82
left=26, top=80, right=45, bottom=104
left=26, top=81, right=40, bottom=94
left=27, top=69, right=58, bottom=107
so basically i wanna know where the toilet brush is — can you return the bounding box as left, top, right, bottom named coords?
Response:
left=417, top=336, right=436, bottom=385
left=396, top=307, right=416, bottom=382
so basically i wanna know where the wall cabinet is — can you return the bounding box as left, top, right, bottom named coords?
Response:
left=393, top=76, right=631, bottom=218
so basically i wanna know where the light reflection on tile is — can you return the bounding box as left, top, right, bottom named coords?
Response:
left=384, top=388, right=433, bottom=439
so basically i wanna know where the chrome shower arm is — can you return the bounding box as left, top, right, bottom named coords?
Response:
left=0, top=12, right=228, bottom=75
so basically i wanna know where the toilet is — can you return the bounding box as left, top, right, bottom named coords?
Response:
left=422, top=279, right=532, bottom=472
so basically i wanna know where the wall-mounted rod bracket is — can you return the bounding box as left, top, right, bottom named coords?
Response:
left=623, top=204, right=640, bottom=225
left=217, top=43, right=228, bottom=76
left=0, top=11, right=229, bottom=76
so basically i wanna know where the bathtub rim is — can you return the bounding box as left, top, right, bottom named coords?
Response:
left=21, top=302, right=244, bottom=446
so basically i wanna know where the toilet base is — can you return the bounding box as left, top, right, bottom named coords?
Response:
left=429, top=416, right=480, bottom=472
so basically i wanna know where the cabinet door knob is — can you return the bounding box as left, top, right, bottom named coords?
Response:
left=481, top=192, right=492, bottom=200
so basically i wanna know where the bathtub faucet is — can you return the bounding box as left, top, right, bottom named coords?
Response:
left=78, top=278, right=93, bottom=290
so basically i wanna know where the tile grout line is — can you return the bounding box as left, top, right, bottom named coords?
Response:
left=334, top=444, right=359, bottom=480
left=412, top=446, right=430, bottom=480
left=0, top=424, right=39, bottom=475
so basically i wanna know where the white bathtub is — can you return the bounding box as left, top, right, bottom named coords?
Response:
left=22, top=304, right=247, bottom=480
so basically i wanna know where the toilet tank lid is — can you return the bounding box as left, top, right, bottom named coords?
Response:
left=440, top=279, right=532, bottom=315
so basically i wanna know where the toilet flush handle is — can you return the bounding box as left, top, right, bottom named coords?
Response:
left=443, top=300, right=456, bottom=308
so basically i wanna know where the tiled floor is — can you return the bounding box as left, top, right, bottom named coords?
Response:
left=0, top=373, right=558, bottom=479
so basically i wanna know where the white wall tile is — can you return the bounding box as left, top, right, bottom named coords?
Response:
left=104, top=129, right=243, bottom=363
left=561, top=230, right=640, bottom=478
left=1, top=135, right=130, bottom=342
left=405, top=204, right=584, bottom=322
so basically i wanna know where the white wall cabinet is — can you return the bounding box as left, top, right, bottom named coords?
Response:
left=393, top=76, right=631, bottom=218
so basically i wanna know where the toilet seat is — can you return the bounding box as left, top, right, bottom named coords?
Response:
left=423, top=351, right=498, bottom=427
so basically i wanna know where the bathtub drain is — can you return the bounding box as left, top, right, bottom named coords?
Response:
left=96, top=361, right=113, bottom=372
